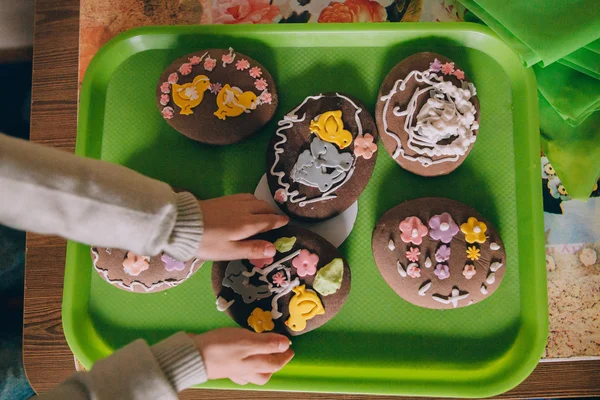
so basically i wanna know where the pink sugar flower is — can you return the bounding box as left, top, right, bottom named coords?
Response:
left=204, top=57, right=216, bottom=71
left=167, top=73, right=179, bottom=84
left=272, top=271, right=287, bottom=287
left=399, top=216, right=428, bottom=245
left=122, top=251, right=150, bottom=276
left=189, top=55, right=202, bottom=65
left=441, top=62, right=455, bottom=75
left=179, top=63, right=192, bottom=75
left=353, top=133, right=378, bottom=159
left=159, top=94, right=170, bottom=106
left=254, top=78, right=268, bottom=91
left=292, top=249, right=319, bottom=277
left=161, top=107, right=174, bottom=119
left=249, top=66, right=262, bottom=78
left=160, top=82, right=171, bottom=94
left=259, top=91, right=272, bottom=105
left=274, top=188, right=287, bottom=203
left=406, top=247, right=421, bottom=262
left=235, top=59, right=250, bottom=71
left=406, top=263, right=421, bottom=278
left=453, top=69, right=465, bottom=80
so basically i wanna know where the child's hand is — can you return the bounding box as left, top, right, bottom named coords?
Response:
left=197, top=194, right=289, bottom=261
left=194, top=327, right=294, bottom=386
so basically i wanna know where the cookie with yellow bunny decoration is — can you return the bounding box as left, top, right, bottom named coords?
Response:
left=156, top=48, right=277, bottom=145
left=266, top=93, right=378, bottom=222
left=212, top=226, right=351, bottom=336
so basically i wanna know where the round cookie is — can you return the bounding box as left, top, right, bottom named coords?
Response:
left=372, top=198, right=506, bottom=309
left=266, top=92, right=378, bottom=222
left=375, top=52, right=480, bottom=176
left=156, top=48, right=278, bottom=145
left=212, top=226, right=351, bottom=336
left=91, top=247, right=203, bottom=293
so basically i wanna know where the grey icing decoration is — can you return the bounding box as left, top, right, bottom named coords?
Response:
left=290, top=136, right=353, bottom=192
left=222, top=260, right=271, bottom=304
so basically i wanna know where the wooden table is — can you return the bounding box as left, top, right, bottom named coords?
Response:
left=24, top=0, right=600, bottom=397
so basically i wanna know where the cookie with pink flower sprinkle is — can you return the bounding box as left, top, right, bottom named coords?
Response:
left=90, top=247, right=203, bottom=293
left=266, top=92, right=378, bottom=222
left=376, top=52, right=480, bottom=177
left=156, top=48, right=277, bottom=145
left=211, top=226, right=351, bottom=336
left=372, top=198, right=506, bottom=309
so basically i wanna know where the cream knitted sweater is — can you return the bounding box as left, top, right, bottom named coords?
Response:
left=0, top=133, right=208, bottom=399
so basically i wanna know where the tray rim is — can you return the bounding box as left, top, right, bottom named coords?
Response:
left=64, top=22, right=548, bottom=398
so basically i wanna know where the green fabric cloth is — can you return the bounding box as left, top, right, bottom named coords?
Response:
left=458, top=0, right=600, bottom=67
left=535, top=62, right=600, bottom=126
left=539, top=94, right=600, bottom=200
left=558, top=41, right=600, bottom=80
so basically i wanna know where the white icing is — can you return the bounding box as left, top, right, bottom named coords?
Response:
left=271, top=278, right=300, bottom=319
left=388, top=239, right=395, bottom=251
left=432, top=287, right=469, bottom=308
left=418, top=280, right=431, bottom=296
left=486, top=272, right=496, bottom=284
left=92, top=248, right=202, bottom=292
left=480, top=284, right=488, bottom=294
left=490, top=262, right=503, bottom=272
left=397, top=261, right=407, bottom=277
left=424, top=257, right=432, bottom=268
left=268, top=93, right=362, bottom=207
left=184, top=86, right=199, bottom=100
left=216, top=296, right=234, bottom=312
left=468, top=300, right=474, bottom=305
left=379, top=68, right=478, bottom=167
left=245, top=250, right=301, bottom=279
left=440, top=223, right=450, bottom=231
left=490, top=242, right=500, bottom=251
left=473, top=226, right=481, bottom=233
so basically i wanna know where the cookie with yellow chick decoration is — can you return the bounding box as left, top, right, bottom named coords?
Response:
left=266, top=93, right=379, bottom=222
left=212, top=226, right=351, bottom=336
left=156, top=48, right=277, bottom=145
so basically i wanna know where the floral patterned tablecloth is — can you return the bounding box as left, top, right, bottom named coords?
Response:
left=79, top=0, right=600, bottom=360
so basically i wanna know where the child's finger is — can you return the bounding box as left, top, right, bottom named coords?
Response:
left=244, top=349, right=294, bottom=373
left=241, top=332, right=291, bottom=356
left=250, top=214, right=290, bottom=234
left=247, top=373, right=273, bottom=386
left=229, top=239, right=277, bottom=260
left=230, top=376, right=249, bottom=386
left=230, top=193, right=256, bottom=201
left=233, top=215, right=289, bottom=240
left=247, top=199, right=279, bottom=215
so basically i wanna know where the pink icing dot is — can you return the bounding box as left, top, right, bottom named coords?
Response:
left=259, top=91, right=272, bottom=105
left=159, top=94, right=170, bottom=106
left=189, top=55, right=202, bottom=65
left=160, top=82, right=171, bottom=94
left=179, top=63, right=192, bottom=75
left=254, top=78, right=268, bottom=91
left=249, top=66, right=262, bottom=78
left=167, top=73, right=179, bottom=84
left=204, top=57, right=216, bottom=71
left=274, top=188, right=287, bottom=203
left=161, top=106, right=174, bottom=120
left=235, top=59, right=250, bottom=71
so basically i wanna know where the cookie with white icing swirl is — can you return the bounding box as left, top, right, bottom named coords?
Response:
left=376, top=53, right=480, bottom=176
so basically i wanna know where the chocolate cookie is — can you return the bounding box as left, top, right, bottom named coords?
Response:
left=91, top=247, right=203, bottom=293
left=156, top=48, right=278, bottom=145
left=372, top=198, right=506, bottom=309
left=212, top=226, right=351, bottom=336
left=375, top=53, right=480, bottom=176
left=266, top=93, right=378, bottom=222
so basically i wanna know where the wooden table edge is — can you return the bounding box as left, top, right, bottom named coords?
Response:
left=24, top=0, right=600, bottom=397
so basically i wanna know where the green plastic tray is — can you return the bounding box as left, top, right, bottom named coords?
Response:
left=64, top=23, right=547, bottom=397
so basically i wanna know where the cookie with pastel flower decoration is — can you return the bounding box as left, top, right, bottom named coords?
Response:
left=212, top=226, right=351, bottom=336
left=376, top=53, right=480, bottom=176
left=266, top=92, right=378, bottom=222
left=156, top=48, right=278, bottom=145
left=372, top=198, right=506, bottom=309
left=91, top=247, right=203, bottom=293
